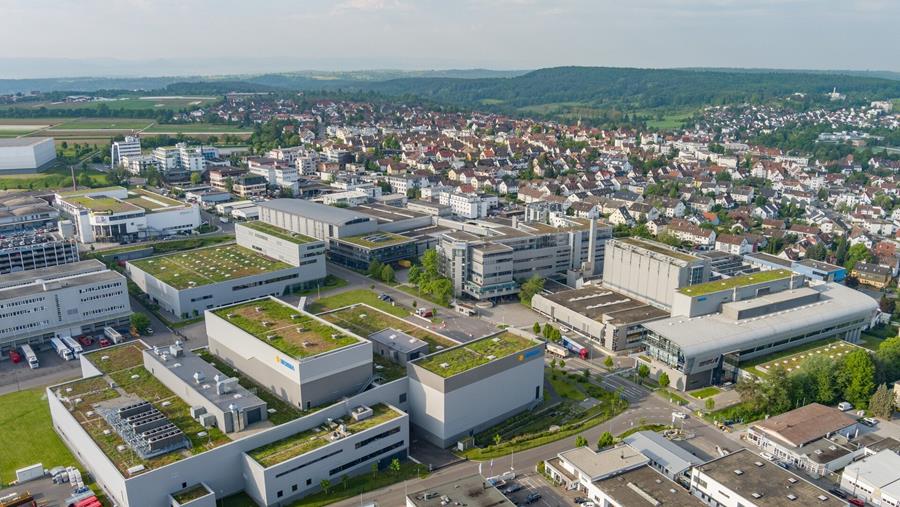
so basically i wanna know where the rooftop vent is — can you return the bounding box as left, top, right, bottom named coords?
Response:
left=733, top=469, right=743, bottom=475
left=266, top=334, right=277, bottom=341
left=752, top=492, right=762, bottom=499
left=787, top=494, right=797, bottom=501
left=754, top=461, right=764, bottom=467
left=440, top=362, right=450, bottom=369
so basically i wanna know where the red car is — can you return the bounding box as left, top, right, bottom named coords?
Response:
left=78, top=335, right=93, bottom=347
left=99, top=338, right=112, bottom=348
left=9, top=350, right=21, bottom=363
left=849, top=499, right=865, bottom=507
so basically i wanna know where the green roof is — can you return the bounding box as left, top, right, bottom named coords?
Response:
left=58, top=185, right=125, bottom=197
left=212, top=298, right=359, bottom=358
left=240, top=221, right=316, bottom=244
left=66, top=195, right=141, bottom=214
left=123, top=188, right=185, bottom=211
left=129, top=244, right=292, bottom=289
left=339, top=231, right=413, bottom=249
left=248, top=403, right=401, bottom=467
left=618, top=237, right=698, bottom=262
left=679, top=269, right=793, bottom=296
left=414, top=332, right=536, bottom=378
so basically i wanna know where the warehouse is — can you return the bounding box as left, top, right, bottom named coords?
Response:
left=0, top=137, right=56, bottom=173
left=407, top=330, right=544, bottom=447
left=257, top=199, right=377, bottom=242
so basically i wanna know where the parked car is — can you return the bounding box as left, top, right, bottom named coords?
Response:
left=760, top=452, right=775, bottom=461
left=99, top=338, right=112, bottom=348
left=672, top=411, right=688, bottom=420
left=416, top=307, right=434, bottom=318
left=9, top=350, right=21, bottom=363
left=378, top=293, right=393, bottom=302
left=829, top=488, right=847, bottom=499
left=522, top=493, right=542, bottom=505
left=574, top=498, right=589, bottom=504
left=502, top=484, right=523, bottom=495
left=849, top=498, right=865, bottom=507
left=838, top=402, right=853, bottom=412
left=860, top=417, right=878, bottom=427
left=78, top=336, right=93, bottom=347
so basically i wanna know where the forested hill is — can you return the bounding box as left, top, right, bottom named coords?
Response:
left=362, top=66, right=900, bottom=111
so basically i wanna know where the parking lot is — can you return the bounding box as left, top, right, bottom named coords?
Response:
left=497, top=472, right=572, bottom=506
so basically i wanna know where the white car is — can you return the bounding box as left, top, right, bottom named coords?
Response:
left=760, top=452, right=775, bottom=461
left=672, top=411, right=688, bottom=420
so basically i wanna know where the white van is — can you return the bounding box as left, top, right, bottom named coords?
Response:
left=837, top=402, right=853, bottom=412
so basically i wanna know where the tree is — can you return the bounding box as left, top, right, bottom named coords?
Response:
left=597, top=431, right=614, bottom=449
left=876, top=336, right=900, bottom=383
left=559, top=359, right=566, bottom=369
left=320, top=479, right=330, bottom=494
left=390, top=458, right=401, bottom=475
left=869, top=383, right=895, bottom=419
left=582, top=368, right=590, bottom=380
left=130, top=313, right=151, bottom=335
left=658, top=372, right=670, bottom=389
left=840, top=349, right=876, bottom=408
left=574, top=435, right=588, bottom=447
left=637, top=364, right=650, bottom=384
left=408, top=265, right=422, bottom=285
left=799, top=354, right=838, bottom=405
left=533, top=322, right=542, bottom=334
left=341, top=473, right=350, bottom=490
left=845, top=243, right=873, bottom=271
left=370, top=462, right=379, bottom=479
left=190, top=172, right=202, bottom=184
left=705, top=398, right=716, bottom=411
left=380, top=264, right=395, bottom=283
left=367, top=260, right=383, bottom=278
left=880, top=295, right=896, bottom=315
left=604, top=356, right=614, bottom=370
left=542, top=323, right=553, bottom=340
left=224, top=176, right=234, bottom=193
left=493, top=433, right=502, bottom=446
left=519, top=274, right=545, bottom=305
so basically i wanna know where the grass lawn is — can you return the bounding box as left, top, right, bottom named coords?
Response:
left=0, top=165, right=112, bottom=191
left=0, top=388, right=80, bottom=484
left=742, top=338, right=859, bottom=377
left=689, top=387, right=722, bottom=400
left=319, top=305, right=456, bottom=352
left=656, top=388, right=689, bottom=406
left=221, top=493, right=259, bottom=507
left=546, top=368, right=586, bottom=401
left=288, top=461, right=427, bottom=507
left=415, top=332, right=533, bottom=378
left=396, top=284, right=450, bottom=308
left=240, top=221, right=316, bottom=244
left=679, top=269, right=792, bottom=296
left=309, top=289, right=410, bottom=317
left=293, top=275, right=348, bottom=296
left=859, top=324, right=897, bottom=351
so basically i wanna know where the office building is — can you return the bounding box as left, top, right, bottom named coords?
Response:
left=55, top=186, right=201, bottom=244
left=152, top=143, right=218, bottom=181
left=0, top=232, right=79, bottom=274
left=0, top=137, right=56, bottom=173
left=745, top=252, right=847, bottom=283
left=235, top=220, right=327, bottom=270
left=532, top=285, right=669, bottom=353
left=622, top=430, right=704, bottom=485
left=406, top=330, right=544, bottom=447
left=111, top=136, right=142, bottom=168
left=690, top=449, right=841, bottom=506
left=642, top=276, right=876, bottom=390
left=841, top=450, right=900, bottom=506
left=0, top=260, right=131, bottom=354
left=258, top=199, right=378, bottom=242
left=247, top=157, right=300, bottom=195
left=602, top=237, right=711, bottom=310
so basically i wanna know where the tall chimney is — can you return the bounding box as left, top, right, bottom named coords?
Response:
left=587, top=218, right=597, bottom=275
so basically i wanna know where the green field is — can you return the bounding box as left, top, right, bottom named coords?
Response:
left=318, top=304, right=456, bottom=352
left=0, top=165, right=112, bottom=191
left=0, top=388, right=81, bottom=483
left=743, top=338, right=861, bottom=377
left=142, top=123, right=252, bottom=133
left=48, top=118, right=155, bottom=130
left=11, top=96, right=216, bottom=111
left=689, top=386, right=722, bottom=400
left=309, top=289, right=410, bottom=317
left=645, top=112, right=694, bottom=131
left=415, top=332, right=533, bottom=377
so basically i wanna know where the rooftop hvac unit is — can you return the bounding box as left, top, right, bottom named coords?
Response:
left=117, top=401, right=151, bottom=418
left=199, top=413, right=217, bottom=428
left=190, top=406, right=207, bottom=419
left=216, top=377, right=239, bottom=395
left=351, top=405, right=374, bottom=422
left=168, top=344, right=183, bottom=357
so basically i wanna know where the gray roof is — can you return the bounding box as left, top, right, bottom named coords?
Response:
left=643, top=283, right=876, bottom=359
left=842, top=450, right=900, bottom=489
left=0, top=259, right=108, bottom=290
left=368, top=328, right=429, bottom=354
left=623, top=430, right=704, bottom=475
left=260, top=199, right=374, bottom=226
left=559, top=446, right=648, bottom=481
left=0, top=137, right=53, bottom=148
left=595, top=466, right=705, bottom=506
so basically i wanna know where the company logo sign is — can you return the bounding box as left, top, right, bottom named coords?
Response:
left=519, top=348, right=542, bottom=361
left=275, top=355, right=295, bottom=370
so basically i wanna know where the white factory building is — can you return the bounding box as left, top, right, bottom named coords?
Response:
left=0, top=137, right=57, bottom=173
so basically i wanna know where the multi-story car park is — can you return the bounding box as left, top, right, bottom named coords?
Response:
left=205, top=297, right=374, bottom=410
left=55, top=186, right=201, bottom=244
left=531, top=284, right=669, bottom=353
left=0, top=259, right=131, bottom=356
left=0, top=194, right=60, bottom=233
left=601, top=237, right=711, bottom=310
left=406, top=330, right=544, bottom=447
left=0, top=137, right=56, bottom=173
left=0, top=232, right=79, bottom=274
left=641, top=272, right=877, bottom=390
left=49, top=340, right=409, bottom=507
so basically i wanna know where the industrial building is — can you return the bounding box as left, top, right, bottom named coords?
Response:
left=406, top=330, right=544, bottom=447
left=745, top=252, right=847, bottom=283
left=0, top=194, right=60, bottom=233
left=690, top=449, right=841, bottom=506
left=257, top=199, right=378, bottom=242
left=49, top=340, right=409, bottom=507
left=840, top=450, right=900, bottom=507
left=601, top=237, right=711, bottom=309
left=0, top=259, right=131, bottom=355
left=641, top=273, right=877, bottom=390
left=0, top=232, right=79, bottom=274
left=235, top=220, right=327, bottom=270
left=205, top=297, right=374, bottom=410
left=0, top=137, right=56, bottom=173
left=55, top=186, right=201, bottom=243
left=531, top=284, right=669, bottom=353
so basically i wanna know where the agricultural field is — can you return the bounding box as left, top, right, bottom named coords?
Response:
left=0, top=165, right=112, bottom=191
left=142, top=123, right=252, bottom=134
left=8, top=96, right=217, bottom=111
left=47, top=118, right=155, bottom=131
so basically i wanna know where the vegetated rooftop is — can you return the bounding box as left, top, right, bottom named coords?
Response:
left=213, top=298, right=360, bottom=358
left=54, top=343, right=231, bottom=475
left=679, top=269, right=793, bottom=296
left=172, top=484, right=210, bottom=504
left=339, top=231, right=413, bottom=248
left=248, top=403, right=400, bottom=467
left=66, top=195, right=141, bottom=214
left=129, top=244, right=291, bottom=289
left=123, top=188, right=184, bottom=212
left=414, top=332, right=535, bottom=378
left=240, top=220, right=316, bottom=244
left=619, top=237, right=698, bottom=262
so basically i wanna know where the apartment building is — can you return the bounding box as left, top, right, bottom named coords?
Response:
left=0, top=260, right=131, bottom=355
left=152, top=143, right=218, bottom=180
left=247, top=157, right=300, bottom=194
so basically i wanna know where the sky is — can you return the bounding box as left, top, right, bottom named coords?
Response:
left=1, top=0, right=899, bottom=78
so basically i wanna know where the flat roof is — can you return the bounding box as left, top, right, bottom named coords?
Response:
left=559, top=446, right=648, bottom=481
left=66, top=195, right=142, bottom=214
left=0, top=259, right=106, bottom=289
left=239, top=220, right=316, bottom=244
left=844, top=450, right=900, bottom=488
left=643, top=283, right=877, bottom=359
left=752, top=403, right=857, bottom=448
left=212, top=298, right=361, bottom=359
left=679, top=269, right=793, bottom=296
left=260, top=199, right=375, bottom=226
left=413, top=332, right=536, bottom=378
left=338, top=231, right=414, bottom=248
left=616, top=237, right=699, bottom=262
left=0, top=137, right=52, bottom=147
left=595, top=466, right=705, bottom=506
left=623, top=431, right=703, bottom=475
left=745, top=252, right=792, bottom=267
left=407, top=474, right=513, bottom=507
left=349, top=203, right=427, bottom=223
left=695, top=449, right=840, bottom=506
left=368, top=328, right=429, bottom=354
left=122, top=188, right=186, bottom=212
left=539, top=285, right=668, bottom=325
left=248, top=403, right=401, bottom=467
left=129, top=244, right=292, bottom=289
left=796, top=259, right=844, bottom=272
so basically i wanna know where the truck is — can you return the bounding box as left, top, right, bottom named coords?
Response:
left=60, top=335, right=83, bottom=357
left=546, top=341, right=569, bottom=358
left=103, top=326, right=124, bottom=345
left=562, top=336, right=588, bottom=359
left=20, top=344, right=38, bottom=369
left=50, top=338, right=74, bottom=361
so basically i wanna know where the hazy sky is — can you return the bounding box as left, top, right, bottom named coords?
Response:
left=2, top=0, right=899, bottom=77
